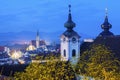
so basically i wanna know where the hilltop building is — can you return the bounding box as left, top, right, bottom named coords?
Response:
left=60, top=5, right=80, bottom=62
left=93, top=9, right=120, bottom=59
left=61, top=6, right=120, bottom=62
left=80, top=8, right=120, bottom=59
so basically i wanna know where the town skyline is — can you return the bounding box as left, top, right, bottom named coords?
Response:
left=0, top=1, right=120, bottom=79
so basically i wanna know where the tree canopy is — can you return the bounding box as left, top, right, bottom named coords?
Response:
left=76, top=44, right=120, bottom=80
left=14, top=56, right=76, bottom=80
left=14, top=44, right=120, bottom=80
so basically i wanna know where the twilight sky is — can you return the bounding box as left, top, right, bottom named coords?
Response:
left=0, top=0, right=120, bottom=37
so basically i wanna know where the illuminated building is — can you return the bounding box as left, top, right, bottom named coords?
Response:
left=26, top=44, right=36, bottom=51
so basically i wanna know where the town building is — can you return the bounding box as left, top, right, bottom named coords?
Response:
left=36, top=30, right=40, bottom=49
left=80, top=8, right=120, bottom=59
left=61, top=6, right=120, bottom=63
left=31, top=30, right=46, bottom=48
left=60, top=5, right=80, bottom=63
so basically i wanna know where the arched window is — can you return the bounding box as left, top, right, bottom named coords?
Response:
left=63, top=49, right=66, bottom=57
left=72, top=49, right=76, bottom=57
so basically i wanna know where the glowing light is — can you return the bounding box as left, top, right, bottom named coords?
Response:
left=11, top=50, right=23, bottom=59
left=26, top=44, right=36, bottom=51
left=18, top=59, right=25, bottom=64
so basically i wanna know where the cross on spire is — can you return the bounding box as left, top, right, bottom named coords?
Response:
left=101, top=8, right=112, bottom=32
left=69, top=5, right=71, bottom=13
left=64, top=5, right=76, bottom=30
left=105, top=8, right=108, bottom=16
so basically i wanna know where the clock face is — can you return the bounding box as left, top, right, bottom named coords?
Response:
left=72, top=37, right=76, bottom=43
left=63, top=38, right=66, bottom=42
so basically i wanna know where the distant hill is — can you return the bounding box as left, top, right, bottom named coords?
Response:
left=0, top=31, right=93, bottom=46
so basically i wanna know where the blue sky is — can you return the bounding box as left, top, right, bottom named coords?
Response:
left=0, top=0, right=120, bottom=37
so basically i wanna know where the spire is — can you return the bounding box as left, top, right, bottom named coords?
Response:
left=37, top=30, right=39, bottom=36
left=105, top=8, right=108, bottom=16
left=99, top=8, right=114, bottom=37
left=101, top=8, right=112, bottom=31
left=69, top=5, right=71, bottom=14
left=64, top=5, right=76, bottom=31
left=36, top=30, right=40, bottom=48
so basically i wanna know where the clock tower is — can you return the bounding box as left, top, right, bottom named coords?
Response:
left=60, top=5, right=80, bottom=63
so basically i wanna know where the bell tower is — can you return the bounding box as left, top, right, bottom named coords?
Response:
left=60, top=5, right=80, bottom=63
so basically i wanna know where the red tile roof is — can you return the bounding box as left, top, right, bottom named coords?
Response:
left=0, top=46, right=5, bottom=52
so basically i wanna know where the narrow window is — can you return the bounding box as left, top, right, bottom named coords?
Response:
left=72, top=49, right=76, bottom=57
left=63, top=49, right=66, bottom=57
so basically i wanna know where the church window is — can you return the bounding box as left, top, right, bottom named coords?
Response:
left=63, top=38, right=66, bottom=42
left=63, top=49, right=66, bottom=57
left=72, top=49, right=76, bottom=57
left=72, top=37, right=76, bottom=43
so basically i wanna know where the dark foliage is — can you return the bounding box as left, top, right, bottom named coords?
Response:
left=0, top=64, right=28, bottom=76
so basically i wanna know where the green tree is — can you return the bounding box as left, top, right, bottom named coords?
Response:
left=76, top=44, right=120, bottom=80
left=14, top=56, right=76, bottom=80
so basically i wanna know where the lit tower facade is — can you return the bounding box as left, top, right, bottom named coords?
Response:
left=60, top=5, right=80, bottom=62
left=36, top=30, right=40, bottom=49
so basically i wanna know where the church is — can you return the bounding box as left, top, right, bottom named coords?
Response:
left=60, top=5, right=80, bottom=63
left=60, top=5, right=120, bottom=62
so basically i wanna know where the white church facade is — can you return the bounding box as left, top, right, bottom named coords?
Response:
left=60, top=5, right=80, bottom=63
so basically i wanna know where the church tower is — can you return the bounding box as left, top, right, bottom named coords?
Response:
left=36, top=30, right=40, bottom=49
left=60, top=5, right=80, bottom=62
left=98, top=8, right=114, bottom=37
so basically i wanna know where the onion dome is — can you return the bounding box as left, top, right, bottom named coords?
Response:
left=64, top=5, right=76, bottom=31
left=61, top=5, right=80, bottom=38
left=99, top=8, right=114, bottom=37
left=101, top=16, right=112, bottom=31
